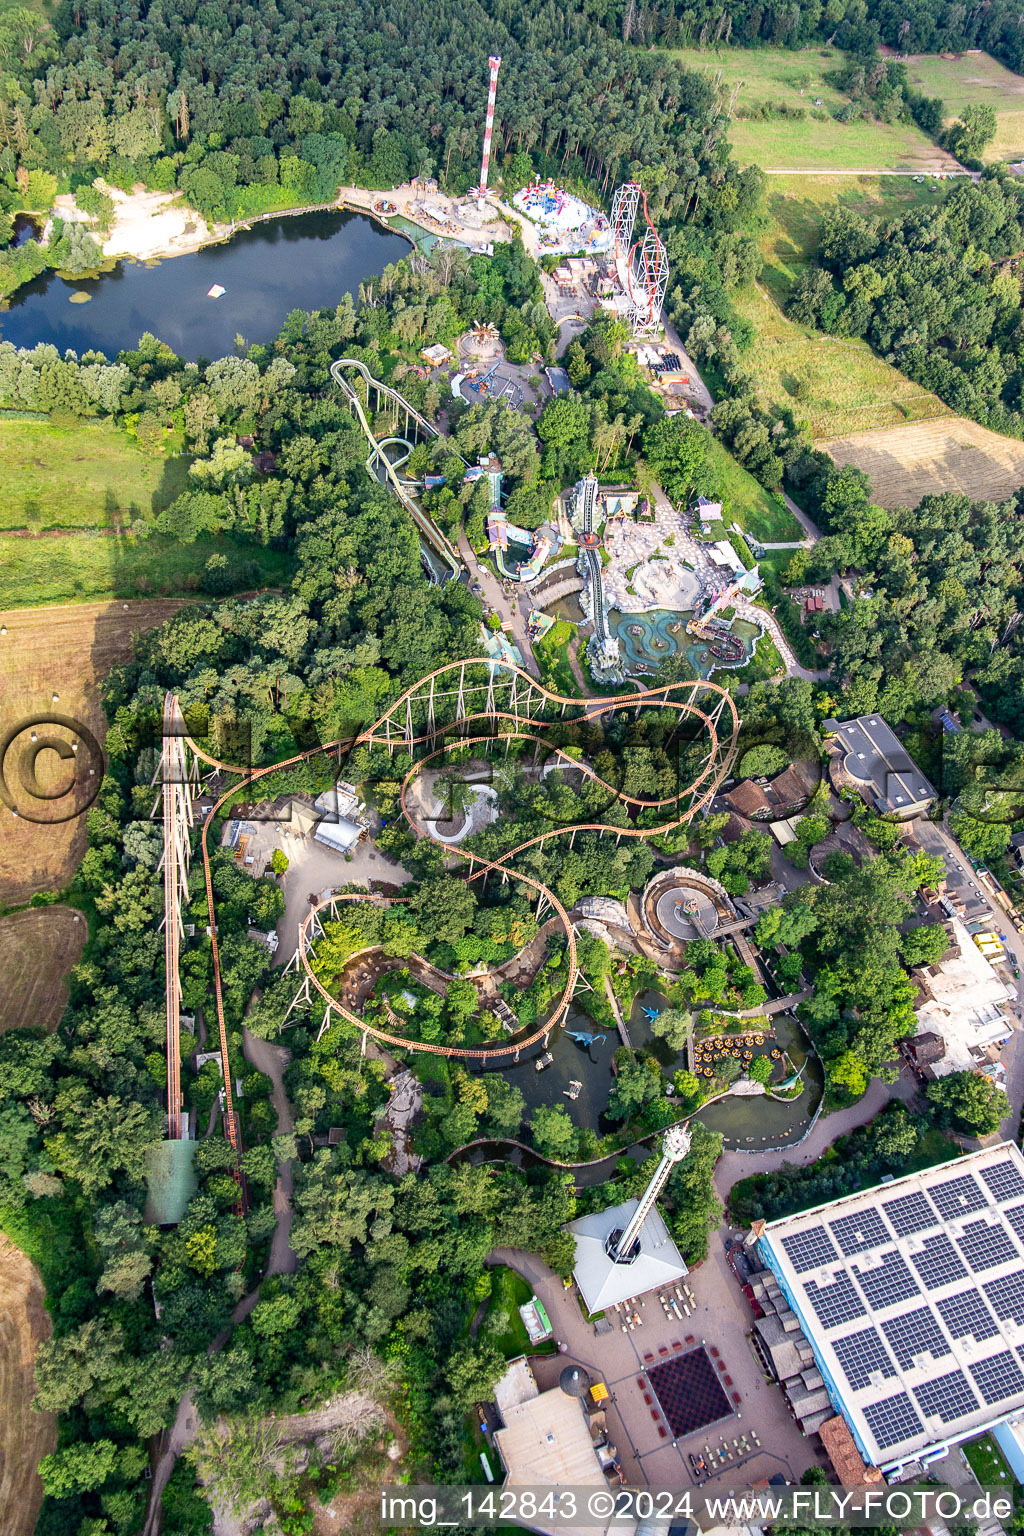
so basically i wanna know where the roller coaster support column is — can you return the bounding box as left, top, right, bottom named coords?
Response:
left=157, top=694, right=198, bottom=1140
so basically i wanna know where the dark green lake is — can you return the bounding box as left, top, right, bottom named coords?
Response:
left=0, top=208, right=410, bottom=360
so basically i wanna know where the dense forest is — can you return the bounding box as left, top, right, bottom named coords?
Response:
left=0, top=0, right=747, bottom=233
left=780, top=457, right=1024, bottom=730
left=787, top=177, right=1024, bottom=440
left=591, top=0, right=1024, bottom=77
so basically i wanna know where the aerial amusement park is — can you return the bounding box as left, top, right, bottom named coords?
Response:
left=509, top=173, right=669, bottom=339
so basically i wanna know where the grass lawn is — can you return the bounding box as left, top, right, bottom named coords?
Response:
left=902, top=51, right=1024, bottom=162
left=668, top=45, right=958, bottom=171
left=0, top=531, right=292, bottom=607
left=0, top=417, right=190, bottom=530
left=714, top=629, right=784, bottom=685
left=535, top=618, right=577, bottom=696
left=482, top=1266, right=548, bottom=1359
left=706, top=437, right=802, bottom=543
left=963, top=1433, right=1015, bottom=1490
left=735, top=173, right=952, bottom=438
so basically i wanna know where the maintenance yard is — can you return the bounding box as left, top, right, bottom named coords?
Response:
left=0, top=907, right=86, bottom=1034
left=818, top=417, right=1024, bottom=510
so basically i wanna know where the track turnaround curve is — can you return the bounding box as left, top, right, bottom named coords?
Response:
left=172, top=661, right=740, bottom=1078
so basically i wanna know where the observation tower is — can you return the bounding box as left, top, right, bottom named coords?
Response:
left=477, top=55, right=502, bottom=208
left=568, top=1124, right=692, bottom=1313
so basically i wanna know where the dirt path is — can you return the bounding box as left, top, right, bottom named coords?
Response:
left=0, top=1235, right=56, bottom=1536
left=242, top=1029, right=298, bottom=1277
left=661, top=317, right=715, bottom=415
left=765, top=167, right=976, bottom=177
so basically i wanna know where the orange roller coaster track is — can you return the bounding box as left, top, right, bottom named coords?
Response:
left=165, top=662, right=739, bottom=1129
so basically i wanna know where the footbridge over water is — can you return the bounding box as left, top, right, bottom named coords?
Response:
left=330, top=358, right=464, bottom=584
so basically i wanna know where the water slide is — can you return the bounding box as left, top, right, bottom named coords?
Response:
left=578, top=473, right=609, bottom=643
left=330, top=358, right=463, bottom=584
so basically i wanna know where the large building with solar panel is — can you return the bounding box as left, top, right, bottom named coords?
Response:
left=757, top=1143, right=1024, bottom=1475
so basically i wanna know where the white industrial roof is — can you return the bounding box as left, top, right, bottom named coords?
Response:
left=569, top=1198, right=688, bottom=1313
left=494, top=1387, right=607, bottom=1487
left=831, top=714, right=936, bottom=813
left=759, top=1143, right=1024, bottom=1470
left=313, top=816, right=362, bottom=852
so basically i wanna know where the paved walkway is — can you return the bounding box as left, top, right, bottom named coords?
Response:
left=487, top=1244, right=821, bottom=1490
left=714, top=1070, right=918, bottom=1202
left=780, top=490, right=822, bottom=543
left=457, top=529, right=539, bottom=675
left=734, top=599, right=829, bottom=683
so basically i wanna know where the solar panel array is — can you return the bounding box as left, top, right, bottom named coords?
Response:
left=910, top=1233, right=967, bottom=1290
left=882, top=1191, right=937, bottom=1237
left=863, top=1392, right=924, bottom=1451
left=936, top=1289, right=999, bottom=1342
left=781, top=1225, right=838, bottom=1274
left=984, top=1272, right=1024, bottom=1325
left=982, top=1163, right=1024, bottom=1203
left=882, top=1306, right=950, bottom=1370
left=830, top=1210, right=890, bottom=1256
left=766, top=1149, right=1024, bottom=1462
left=805, top=1272, right=866, bottom=1329
left=831, top=1327, right=897, bottom=1390
left=854, top=1250, right=920, bottom=1311
left=929, top=1175, right=987, bottom=1221
left=957, top=1218, right=1018, bottom=1274
left=914, top=1369, right=979, bottom=1424
left=970, top=1350, right=1024, bottom=1406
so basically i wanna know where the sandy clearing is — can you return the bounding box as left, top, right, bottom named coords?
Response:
left=53, top=183, right=227, bottom=262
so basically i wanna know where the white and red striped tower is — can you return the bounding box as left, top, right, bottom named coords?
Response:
left=477, top=54, right=502, bottom=206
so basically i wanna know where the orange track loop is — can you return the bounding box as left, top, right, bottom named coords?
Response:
left=176, top=661, right=740, bottom=1077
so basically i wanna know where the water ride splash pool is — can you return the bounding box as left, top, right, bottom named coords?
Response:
left=608, top=608, right=760, bottom=677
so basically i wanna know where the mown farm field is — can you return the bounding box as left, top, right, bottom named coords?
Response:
left=0, top=907, right=86, bottom=1033
left=818, top=417, right=1024, bottom=509
left=0, top=599, right=186, bottom=902
left=668, top=45, right=962, bottom=171
left=900, top=51, right=1024, bottom=162
left=0, top=1234, right=55, bottom=1536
